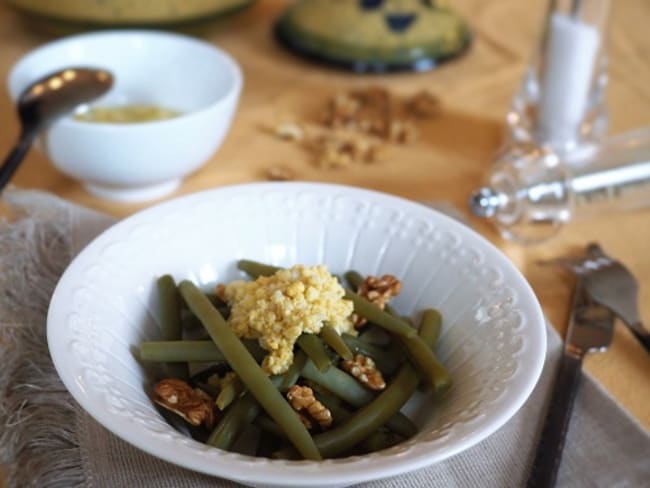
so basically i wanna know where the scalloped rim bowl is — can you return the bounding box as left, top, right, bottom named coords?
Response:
left=47, top=182, right=546, bottom=488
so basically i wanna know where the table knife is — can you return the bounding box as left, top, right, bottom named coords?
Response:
left=527, top=280, right=615, bottom=488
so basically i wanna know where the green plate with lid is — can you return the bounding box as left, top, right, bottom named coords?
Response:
left=275, top=0, right=471, bottom=73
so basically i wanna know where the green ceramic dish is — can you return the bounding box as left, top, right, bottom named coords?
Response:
left=8, top=0, right=255, bottom=26
left=276, top=0, right=471, bottom=72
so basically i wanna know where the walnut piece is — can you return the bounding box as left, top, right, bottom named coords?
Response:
left=405, top=90, right=440, bottom=118
left=275, top=122, right=304, bottom=141
left=322, top=87, right=419, bottom=145
left=342, top=354, right=386, bottom=390
left=353, top=274, right=402, bottom=327
left=215, top=283, right=227, bottom=302
left=312, top=131, right=382, bottom=168
left=154, top=378, right=216, bottom=429
left=286, top=385, right=332, bottom=429
left=265, top=166, right=295, bottom=181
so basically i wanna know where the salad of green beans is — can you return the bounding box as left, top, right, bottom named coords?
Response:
left=140, top=260, right=450, bottom=460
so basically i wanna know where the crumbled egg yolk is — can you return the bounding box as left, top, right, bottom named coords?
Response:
left=224, top=265, right=354, bottom=374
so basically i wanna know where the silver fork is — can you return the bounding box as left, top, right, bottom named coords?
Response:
left=542, top=243, right=650, bottom=353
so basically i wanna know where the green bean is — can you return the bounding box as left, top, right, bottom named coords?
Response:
left=237, top=260, right=280, bottom=278
left=141, top=341, right=225, bottom=362
left=340, top=334, right=400, bottom=375
left=400, top=333, right=450, bottom=393
left=179, top=281, right=321, bottom=460
left=343, top=290, right=417, bottom=339
left=312, top=363, right=419, bottom=457
left=297, top=334, right=331, bottom=372
left=156, top=275, right=187, bottom=379
left=208, top=392, right=260, bottom=450
left=279, top=351, right=308, bottom=391
left=254, top=414, right=286, bottom=438
left=383, top=304, right=449, bottom=393
left=301, top=360, right=374, bottom=406
left=320, top=324, right=353, bottom=361
left=257, top=428, right=283, bottom=459
left=315, top=389, right=351, bottom=424
left=210, top=368, right=302, bottom=450
left=301, top=360, right=417, bottom=438
left=318, top=391, right=403, bottom=453
left=419, top=309, right=442, bottom=347
left=216, top=375, right=245, bottom=410
left=360, top=430, right=404, bottom=453
left=139, top=339, right=266, bottom=364
left=343, top=270, right=364, bottom=290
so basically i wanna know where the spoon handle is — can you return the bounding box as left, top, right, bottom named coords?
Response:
left=0, top=130, right=36, bottom=192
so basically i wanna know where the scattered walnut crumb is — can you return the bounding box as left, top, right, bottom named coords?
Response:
left=274, top=121, right=304, bottom=141
left=353, top=274, right=402, bottom=327
left=324, top=87, right=391, bottom=139
left=261, top=86, right=439, bottom=170
left=154, top=378, right=216, bottom=429
left=311, top=131, right=382, bottom=168
left=388, top=119, right=419, bottom=144
left=286, top=385, right=333, bottom=429
left=265, top=166, right=295, bottom=181
left=405, top=91, right=440, bottom=118
left=342, top=354, right=386, bottom=390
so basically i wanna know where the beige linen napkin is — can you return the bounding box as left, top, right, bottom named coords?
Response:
left=0, top=189, right=648, bottom=488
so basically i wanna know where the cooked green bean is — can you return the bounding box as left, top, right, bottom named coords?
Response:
left=320, top=324, right=353, bottom=361
left=383, top=302, right=450, bottom=392
left=279, top=351, right=308, bottom=391
left=301, top=360, right=374, bottom=406
left=254, top=414, right=286, bottom=438
left=208, top=392, right=260, bottom=450
left=419, top=309, right=442, bottom=347
left=311, top=363, right=419, bottom=457
left=401, top=333, right=450, bottom=393
left=156, top=275, right=187, bottom=379
left=141, top=341, right=225, bottom=362
left=257, top=428, right=283, bottom=459
left=216, top=375, right=245, bottom=410
left=360, top=430, right=404, bottom=453
left=340, top=334, right=400, bottom=375
left=301, top=360, right=417, bottom=438
left=297, top=334, right=331, bottom=372
left=210, top=370, right=301, bottom=450
left=343, top=270, right=363, bottom=290
left=343, top=290, right=417, bottom=339
left=139, top=339, right=266, bottom=364
left=178, top=281, right=321, bottom=460
left=237, top=260, right=280, bottom=278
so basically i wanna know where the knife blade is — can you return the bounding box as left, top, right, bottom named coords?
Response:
left=527, top=280, right=615, bottom=488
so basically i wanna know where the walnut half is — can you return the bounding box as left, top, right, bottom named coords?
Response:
left=353, top=274, right=402, bottom=327
left=154, top=378, right=216, bottom=429
left=341, top=354, right=386, bottom=390
left=286, top=385, right=332, bottom=430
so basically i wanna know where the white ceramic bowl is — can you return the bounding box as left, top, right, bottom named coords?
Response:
left=47, top=183, right=546, bottom=488
left=7, top=30, right=242, bottom=202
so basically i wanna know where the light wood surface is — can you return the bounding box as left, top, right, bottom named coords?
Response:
left=1, top=0, right=649, bottom=483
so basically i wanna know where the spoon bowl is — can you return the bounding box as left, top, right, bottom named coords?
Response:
left=1, top=67, right=113, bottom=191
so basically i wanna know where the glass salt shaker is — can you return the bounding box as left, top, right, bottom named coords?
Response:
left=469, top=127, right=650, bottom=244
left=508, top=0, right=611, bottom=156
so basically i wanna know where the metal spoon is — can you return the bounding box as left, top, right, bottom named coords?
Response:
left=0, top=67, right=113, bottom=191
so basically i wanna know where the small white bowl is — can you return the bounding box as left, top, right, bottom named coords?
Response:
left=47, top=183, right=546, bottom=487
left=7, top=30, right=242, bottom=202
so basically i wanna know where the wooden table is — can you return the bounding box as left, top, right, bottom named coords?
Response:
left=1, top=0, right=648, bottom=483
